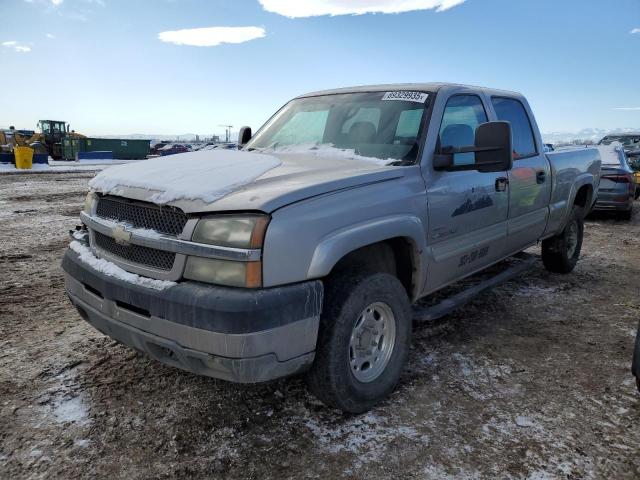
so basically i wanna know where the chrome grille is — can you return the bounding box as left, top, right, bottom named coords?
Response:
left=96, top=195, right=187, bottom=236
left=93, top=231, right=175, bottom=271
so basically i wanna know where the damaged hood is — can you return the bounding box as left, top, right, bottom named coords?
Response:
left=89, top=149, right=404, bottom=213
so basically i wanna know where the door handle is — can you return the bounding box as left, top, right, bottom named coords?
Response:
left=495, top=177, right=509, bottom=192
left=536, top=170, right=546, bottom=184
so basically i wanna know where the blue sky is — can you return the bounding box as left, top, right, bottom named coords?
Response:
left=1, top=0, right=639, bottom=137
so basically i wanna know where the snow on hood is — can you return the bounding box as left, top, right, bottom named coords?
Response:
left=88, top=150, right=282, bottom=205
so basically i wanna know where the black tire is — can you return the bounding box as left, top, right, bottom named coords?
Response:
left=306, top=272, right=412, bottom=413
left=620, top=207, right=633, bottom=221
left=541, top=205, right=584, bottom=274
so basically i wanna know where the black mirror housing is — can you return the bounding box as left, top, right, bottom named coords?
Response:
left=238, top=126, right=252, bottom=146
left=475, top=121, right=513, bottom=173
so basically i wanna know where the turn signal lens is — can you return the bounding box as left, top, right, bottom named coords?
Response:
left=184, top=257, right=262, bottom=288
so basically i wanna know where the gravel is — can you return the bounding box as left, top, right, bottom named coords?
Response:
left=1, top=172, right=639, bottom=479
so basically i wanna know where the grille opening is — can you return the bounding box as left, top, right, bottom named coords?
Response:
left=93, top=231, right=175, bottom=271
left=83, top=283, right=103, bottom=299
left=96, top=195, right=187, bottom=236
left=116, top=300, right=151, bottom=318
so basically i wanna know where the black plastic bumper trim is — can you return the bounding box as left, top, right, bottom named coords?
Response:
left=62, top=248, right=323, bottom=335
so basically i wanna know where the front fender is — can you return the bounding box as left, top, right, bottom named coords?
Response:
left=307, top=214, right=427, bottom=291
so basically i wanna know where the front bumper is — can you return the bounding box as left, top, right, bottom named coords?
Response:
left=593, top=199, right=633, bottom=212
left=62, top=248, right=323, bottom=383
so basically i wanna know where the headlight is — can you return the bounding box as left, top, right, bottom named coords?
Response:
left=191, top=215, right=269, bottom=248
left=83, top=192, right=96, bottom=214
left=184, top=257, right=262, bottom=288
left=185, top=214, right=269, bottom=288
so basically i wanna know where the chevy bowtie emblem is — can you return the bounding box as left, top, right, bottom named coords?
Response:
left=112, top=225, right=132, bottom=245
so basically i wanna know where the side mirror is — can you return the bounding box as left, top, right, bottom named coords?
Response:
left=238, top=126, right=252, bottom=146
left=433, top=121, right=513, bottom=173
left=475, top=121, right=513, bottom=172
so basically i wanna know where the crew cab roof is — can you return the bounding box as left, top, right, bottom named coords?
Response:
left=296, top=82, right=523, bottom=99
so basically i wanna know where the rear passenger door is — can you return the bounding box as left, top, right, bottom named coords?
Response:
left=491, top=97, right=551, bottom=253
left=424, top=94, right=509, bottom=292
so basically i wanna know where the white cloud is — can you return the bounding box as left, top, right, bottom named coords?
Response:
left=631, top=28, right=640, bottom=34
left=614, top=107, right=640, bottom=111
left=158, top=26, right=266, bottom=47
left=51, top=0, right=63, bottom=5
left=46, top=33, right=56, bottom=39
left=2, top=41, right=31, bottom=52
left=258, top=0, right=466, bottom=18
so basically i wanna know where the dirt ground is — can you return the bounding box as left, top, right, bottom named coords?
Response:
left=1, top=172, right=639, bottom=479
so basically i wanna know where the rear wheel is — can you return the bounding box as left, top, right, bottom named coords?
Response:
left=307, top=272, right=412, bottom=413
left=620, top=207, right=633, bottom=221
left=542, top=205, right=584, bottom=274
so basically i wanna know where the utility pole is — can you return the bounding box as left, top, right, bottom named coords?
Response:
left=218, top=125, right=233, bottom=143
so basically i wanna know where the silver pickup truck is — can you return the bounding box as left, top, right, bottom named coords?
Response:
left=63, top=83, right=601, bottom=412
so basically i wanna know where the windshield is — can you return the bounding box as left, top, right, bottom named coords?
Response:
left=246, top=91, right=430, bottom=164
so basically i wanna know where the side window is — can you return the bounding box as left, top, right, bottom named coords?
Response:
left=270, top=110, right=329, bottom=146
left=491, top=97, right=537, bottom=159
left=438, top=95, right=488, bottom=165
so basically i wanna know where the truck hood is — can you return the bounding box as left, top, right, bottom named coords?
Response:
left=89, top=149, right=405, bottom=214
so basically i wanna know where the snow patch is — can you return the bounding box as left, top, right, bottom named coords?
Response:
left=69, top=240, right=175, bottom=290
left=515, top=416, right=536, bottom=428
left=50, top=395, right=90, bottom=425
left=89, top=149, right=282, bottom=205
left=302, top=411, right=425, bottom=471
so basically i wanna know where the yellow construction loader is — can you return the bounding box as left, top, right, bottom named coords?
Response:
left=0, top=120, right=85, bottom=159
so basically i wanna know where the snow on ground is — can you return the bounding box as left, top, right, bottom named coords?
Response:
left=89, top=149, right=282, bottom=204
left=0, top=158, right=138, bottom=174
left=69, top=240, right=175, bottom=290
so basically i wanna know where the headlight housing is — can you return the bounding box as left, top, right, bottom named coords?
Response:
left=191, top=215, right=269, bottom=248
left=185, top=214, right=269, bottom=288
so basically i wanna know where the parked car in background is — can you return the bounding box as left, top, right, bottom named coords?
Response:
left=159, top=143, right=190, bottom=156
left=629, top=156, right=640, bottom=199
left=599, top=133, right=640, bottom=157
left=150, top=141, right=171, bottom=155
left=593, top=144, right=636, bottom=219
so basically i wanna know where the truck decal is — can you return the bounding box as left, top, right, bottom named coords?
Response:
left=452, top=195, right=493, bottom=217
left=458, top=245, right=490, bottom=268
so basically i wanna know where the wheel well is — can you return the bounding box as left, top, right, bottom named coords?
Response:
left=573, top=185, right=592, bottom=208
left=328, top=239, right=417, bottom=299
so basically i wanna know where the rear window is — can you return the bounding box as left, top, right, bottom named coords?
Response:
left=491, top=97, right=537, bottom=159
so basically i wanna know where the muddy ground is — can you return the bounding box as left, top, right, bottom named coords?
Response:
left=1, top=172, right=639, bottom=479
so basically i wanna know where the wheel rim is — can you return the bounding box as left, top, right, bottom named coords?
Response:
left=566, top=221, right=578, bottom=258
left=348, top=302, right=397, bottom=383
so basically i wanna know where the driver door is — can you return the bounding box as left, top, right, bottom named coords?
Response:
left=424, top=94, right=509, bottom=292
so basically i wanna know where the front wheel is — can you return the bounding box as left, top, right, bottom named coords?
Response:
left=306, top=273, right=412, bottom=413
left=541, top=205, right=584, bottom=274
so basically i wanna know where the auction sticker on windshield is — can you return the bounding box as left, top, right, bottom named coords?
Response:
left=381, top=91, right=429, bottom=103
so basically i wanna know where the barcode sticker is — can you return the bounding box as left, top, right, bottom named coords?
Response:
left=381, top=91, right=429, bottom=103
